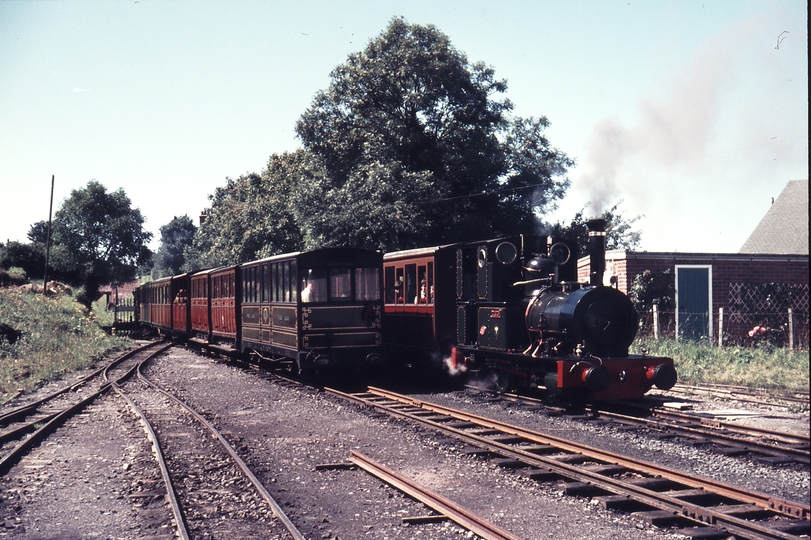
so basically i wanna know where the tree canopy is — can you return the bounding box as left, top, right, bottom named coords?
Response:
left=184, top=153, right=307, bottom=270
left=190, top=18, right=574, bottom=265
left=152, top=215, right=197, bottom=278
left=47, top=180, right=151, bottom=305
left=295, top=17, right=572, bottom=248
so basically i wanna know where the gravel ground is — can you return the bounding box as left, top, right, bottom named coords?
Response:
left=1, top=344, right=808, bottom=539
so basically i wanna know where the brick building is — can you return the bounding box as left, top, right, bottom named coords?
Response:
left=577, top=180, right=809, bottom=346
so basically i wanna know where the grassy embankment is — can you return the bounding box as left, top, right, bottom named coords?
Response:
left=0, top=288, right=130, bottom=405
left=633, top=338, right=810, bottom=394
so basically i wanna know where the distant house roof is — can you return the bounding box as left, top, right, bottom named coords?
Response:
left=739, top=180, right=808, bottom=255
left=99, top=279, right=141, bottom=302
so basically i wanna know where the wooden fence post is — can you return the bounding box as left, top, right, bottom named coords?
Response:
left=718, top=307, right=724, bottom=348
left=652, top=304, right=659, bottom=341
left=788, top=308, right=794, bottom=350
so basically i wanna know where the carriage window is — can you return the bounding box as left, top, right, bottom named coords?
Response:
left=405, top=264, right=417, bottom=305
left=395, top=267, right=405, bottom=303
left=385, top=267, right=395, bottom=304
left=416, top=265, right=429, bottom=304
left=282, top=261, right=290, bottom=302
left=301, top=268, right=327, bottom=303
left=428, top=262, right=434, bottom=304
left=330, top=268, right=352, bottom=301
left=262, top=264, right=269, bottom=302
left=289, top=260, right=297, bottom=302
left=356, top=267, right=380, bottom=301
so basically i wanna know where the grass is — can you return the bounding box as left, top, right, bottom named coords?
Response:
left=0, top=287, right=130, bottom=405
left=633, top=337, right=810, bottom=394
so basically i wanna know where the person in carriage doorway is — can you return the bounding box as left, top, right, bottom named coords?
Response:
left=414, top=279, right=428, bottom=304
left=301, top=280, right=316, bottom=302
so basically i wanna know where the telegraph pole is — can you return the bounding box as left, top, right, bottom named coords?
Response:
left=43, top=175, right=54, bottom=294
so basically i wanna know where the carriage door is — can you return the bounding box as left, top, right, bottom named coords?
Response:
left=676, top=265, right=712, bottom=341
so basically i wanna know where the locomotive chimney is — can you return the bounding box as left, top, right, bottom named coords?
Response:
left=586, top=218, right=607, bottom=286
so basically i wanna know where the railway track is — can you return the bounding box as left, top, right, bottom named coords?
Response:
left=652, top=382, right=810, bottom=409
left=600, top=402, right=810, bottom=465
left=0, top=340, right=171, bottom=474
left=464, top=386, right=810, bottom=465
left=112, top=359, right=305, bottom=539
left=328, top=386, right=810, bottom=540
left=1, top=342, right=304, bottom=540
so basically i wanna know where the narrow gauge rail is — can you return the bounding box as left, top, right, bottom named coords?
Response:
left=601, top=403, right=810, bottom=465
left=350, top=450, right=522, bottom=540
left=112, top=356, right=305, bottom=540
left=652, top=383, right=810, bottom=409
left=464, top=386, right=810, bottom=465
left=328, top=386, right=810, bottom=540
left=0, top=341, right=171, bottom=474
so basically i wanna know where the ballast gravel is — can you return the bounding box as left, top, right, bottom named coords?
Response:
left=1, top=343, right=808, bottom=540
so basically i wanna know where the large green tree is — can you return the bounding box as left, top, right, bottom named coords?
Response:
left=48, top=180, right=152, bottom=306
left=295, top=17, right=572, bottom=248
left=188, top=18, right=573, bottom=262
left=152, top=215, right=197, bottom=278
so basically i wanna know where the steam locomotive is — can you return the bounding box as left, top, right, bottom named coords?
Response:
left=382, top=219, right=677, bottom=400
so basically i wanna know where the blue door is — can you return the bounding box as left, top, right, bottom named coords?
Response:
left=676, top=266, right=711, bottom=341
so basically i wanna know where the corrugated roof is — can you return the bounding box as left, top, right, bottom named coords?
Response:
left=739, top=180, right=808, bottom=255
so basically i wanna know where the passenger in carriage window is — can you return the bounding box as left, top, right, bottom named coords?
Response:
left=415, top=280, right=427, bottom=304
left=394, top=275, right=404, bottom=303
left=301, top=280, right=316, bottom=302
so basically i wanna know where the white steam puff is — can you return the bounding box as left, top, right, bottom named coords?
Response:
left=575, top=16, right=761, bottom=216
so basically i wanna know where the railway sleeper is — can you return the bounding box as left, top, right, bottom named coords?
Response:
left=766, top=519, right=811, bottom=536
left=661, top=489, right=735, bottom=507
left=631, top=509, right=696, bottom=527
left=494, top=459, right=531, bottom=469
left=518, top=468, right=564, bottom=482
left=708, top=503, right=773, bottom=519
left=671, top=525, right=734, bottom=540
left=624, top=477, right=683, bottom=491
left=563, top=481, right=611, bottom=497
left=488, top=435, right=526, bottom=445
left=595, top=494, right=650, bottom=512
left=580, top=464, right=629, bottom=476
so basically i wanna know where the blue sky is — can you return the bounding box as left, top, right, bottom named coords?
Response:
left=1, top=0, right=807, bottom=254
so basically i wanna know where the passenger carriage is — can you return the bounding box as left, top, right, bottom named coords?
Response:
left=209, top=266, right=239, bottom=353
left=382, top=245, right=457, bottom=367
left=189, top=267, right=219, bottom=346
left=144, top=276, right=173, bottom=333
left=239, top=248, right=384, bottom=374
left=170, top=273, right=191, bottom=337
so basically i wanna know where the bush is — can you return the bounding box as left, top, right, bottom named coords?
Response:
left=0, top=268, right=27, bottom=287
left=0, top=288, right=129, bottom=404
